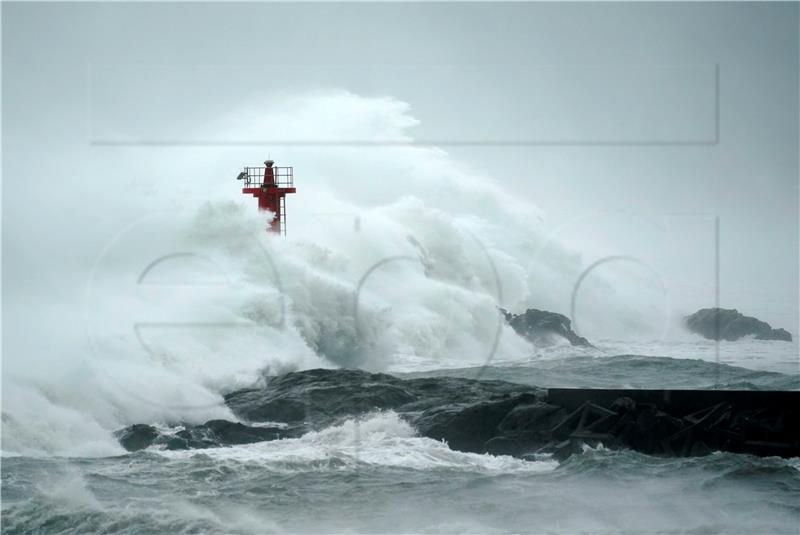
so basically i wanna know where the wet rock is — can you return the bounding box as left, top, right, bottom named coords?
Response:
left=162, top=420, right=296, bottom=450
left=497, top=402, right=567, bottom=434
left=118, top=369, right=543, bottom=452
left=611, top=397, right=637, bottom=413
left=115, top=420, right=296, bottom=452
left=116, top=368, right=799, bottom=460
left=689, top=440, right=712, bottom=457
left=501, top=308, right=592, bottom=347
left=485, top=436, right=535, bottom=456
left=485, top=403, right=565, bottom=456
left=685, top=308, right=792, bottom=342
left=114, top=424, right=159, bottom=452
left=763, top=328, right=793, bottom=342
left=541, top=439, right=588, bottom=462
left=205, top=419, right=296, bottom=444
left=625, top=407, right=685, bottom=454
left=412, top=395, right=534, bottom=453
left=224, top=393, right=308, bottom=424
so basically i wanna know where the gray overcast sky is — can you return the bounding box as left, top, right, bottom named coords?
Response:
left=3, top=2, right=798, bottom=331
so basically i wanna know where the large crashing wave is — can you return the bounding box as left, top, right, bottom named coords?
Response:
left=2, top=90, right=666, bottom=456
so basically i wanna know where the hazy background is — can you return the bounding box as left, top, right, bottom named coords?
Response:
left=3, top=1, right=798, bottom=344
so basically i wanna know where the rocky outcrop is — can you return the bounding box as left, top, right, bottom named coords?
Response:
left=501, top=308, right=592, bottom=347
left=412, top=394, right=539, bottom=453
left=115, top=424, right=160, bottom=452
left=114, top=420, right=298, bottom=452
left=685, top=308, right=792, bottom=342
left=115, top=368, right=799, bottom=460
left=413, top=388, right=799, bottom=460
left=484, top=402, right=569, bottom=456
left=117, top=369, right=542, bottom=452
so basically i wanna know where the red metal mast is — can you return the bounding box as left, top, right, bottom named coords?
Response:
left=238, top=159, right=297, bottom=235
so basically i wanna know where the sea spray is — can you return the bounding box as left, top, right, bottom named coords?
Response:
left=3, top=91, right=675, bottom=456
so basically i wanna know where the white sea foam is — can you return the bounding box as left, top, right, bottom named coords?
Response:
left=1, top=90, right=769, bottom=457
left=157, top=411, right=558, bottom=475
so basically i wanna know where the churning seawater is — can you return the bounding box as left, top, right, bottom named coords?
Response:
left=3, top=390, right=800, bottom=534
left=3, top=93, right=799, bottom=533
left=4, top=344, right=800, bottom=534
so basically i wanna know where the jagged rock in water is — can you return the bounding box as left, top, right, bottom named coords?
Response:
left=501, top=308, right=592, bottom=347
left=485, top=402, right=568, bottom=456
left=610, top=396, right=637, bottom=413
left=161, top=420, right=296, bottom=450
left=114, top=420, right=296, bottom=452
left=114, top=368, right=800, bottom=460
left=411, top=394, right=538, bottom=453
left=497, top=402, right=568, bottom=435
left=685, top=308, right=792, bottom=342
left=114, top=424, right=159, bottom=452
left=117, top=369, right=544, bottom=452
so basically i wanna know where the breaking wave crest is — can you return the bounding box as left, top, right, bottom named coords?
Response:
left=0, top=90, right=753, bottom=457
left=157, top=411, right=558, bottom=474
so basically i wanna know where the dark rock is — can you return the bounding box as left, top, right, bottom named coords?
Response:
left=203, top=419, right=290, bottom=445
left=626, top=407, right=685, bottom=454
left=497, top=402, right=567, bottom=434
left=225, top=393, right=308, bottom=423
left=226, top=368, right=543, bottom=454
left=541, top=439, right=587, bottom=462
left=485, top=436, right=532, bottom=456
left=551, top=402, right=618, bottom=440
left=115, top=420, right=297, bottom=452
left=685, top=308, right=792, bottom=342
left=501, top=308, right=592, bottom=347
left=114, top=424, right=159, bottom=452
left=162, top=420, right=296, bottom=450
left=115, top=368, right=800, bottom=461
left=611, top=397, right=637, bottom=413
left=761, top=328, right=793, bottom=342
left=412, top=395, right=533, bottom=453
left=118, top=368, right=543, bottom=452
left=689, top=440, right=712, bottom=457
left=483, top=403, right=567, bottom=456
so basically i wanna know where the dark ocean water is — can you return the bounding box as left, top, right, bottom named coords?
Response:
left=399, top=354, right=800, bottom=390
left=3, top=434, right=799, bottom=533
left=3, top=354, right=799, bottom=534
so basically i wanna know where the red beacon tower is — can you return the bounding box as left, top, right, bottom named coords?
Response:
left=237, top=159, right=296, bottom=235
